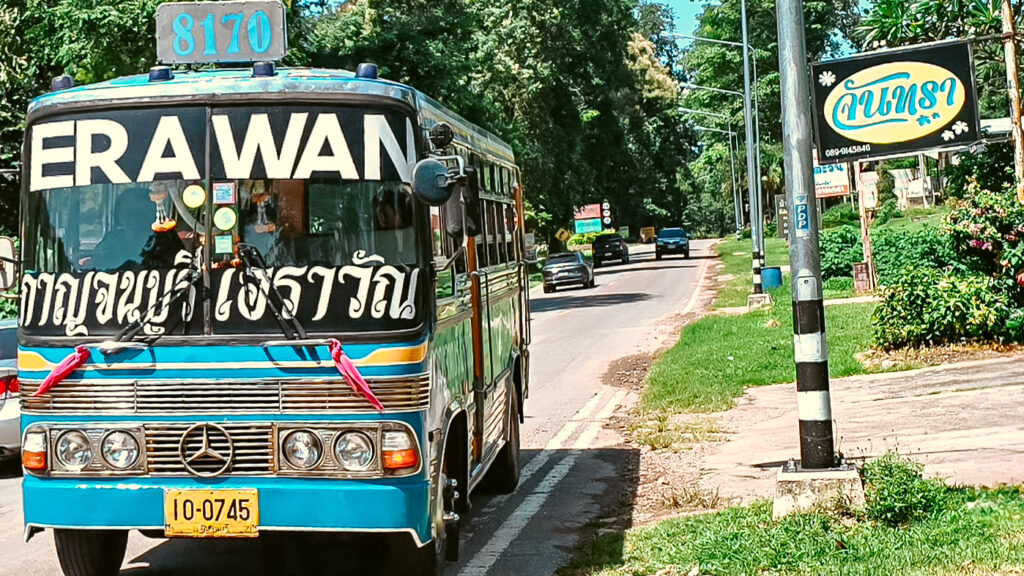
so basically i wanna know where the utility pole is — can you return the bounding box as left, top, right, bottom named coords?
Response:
left=740, top=0, right=763, bottom=295
left=1002, top=0, right=1024, bottom=203
left=776, top=0, right=834, bottom=469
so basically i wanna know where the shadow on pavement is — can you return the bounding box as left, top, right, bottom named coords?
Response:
left=0, top=457, right=21, bottom=479
left=594, top=263, right=695, bottom=277
left=121, top=447, right=641, bottom=576
left=530, top=292, right=651, bottom=314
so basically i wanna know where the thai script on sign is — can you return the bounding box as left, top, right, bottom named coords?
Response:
left=823, top=61, right=966, bottom=145
left=20, top=252, right=419, bottom=337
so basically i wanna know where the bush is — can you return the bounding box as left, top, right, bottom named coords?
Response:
left=764, top=221, right=777, bottom=238
left=819, top=225, right=862, bottom=280
left=873, top=267, right=1009, bottom=348
left=942, top=141, right=1014, bottom=201
left=872, top=226, right=957, bottom=286
left=872, top=199, right=901, bottom=227
left=862, top=452, right=947, bottom=526
left=822, top=276, right=854, bottom=297
left=821, top=203, right=859, bottom=228
left=568, top=229, right=617, bottom=247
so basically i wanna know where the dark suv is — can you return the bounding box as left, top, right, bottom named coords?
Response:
left=655, top=228, right=690, bottom=259
left=592, top=234, right=629, bottom=267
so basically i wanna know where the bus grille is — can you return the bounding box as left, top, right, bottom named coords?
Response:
left=20, top=376, right=430, bottom=414
left=144, top=423, right=274, bottom=476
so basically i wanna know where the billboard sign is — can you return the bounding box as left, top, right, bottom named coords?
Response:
left=813, top=155, right=850, bottom=198
left=574, top=218, right=602, bottom=234
left=811, top=41, right=979, bottom=164
left=574, top=204, right=602, bottom=220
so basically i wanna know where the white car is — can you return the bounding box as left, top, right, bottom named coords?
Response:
left=0, top=319, right=17, bottom=461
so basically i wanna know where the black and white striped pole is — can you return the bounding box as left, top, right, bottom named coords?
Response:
left=776, top=0, right=834, bottom=469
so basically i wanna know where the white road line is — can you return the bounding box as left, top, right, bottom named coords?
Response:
left=680, top=256, right=711, bottom=316
left=572, top=389, right=627, bottom=450
left=459, top=389, right=625, bottom=576
left=459, top=454, right=578, bottom=576
left=479, top=389, right=609, bottom=514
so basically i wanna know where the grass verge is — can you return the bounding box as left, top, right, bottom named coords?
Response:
left=644, top=285, right=880, bottom=413
left=567, top=484, right=1024, bottom=576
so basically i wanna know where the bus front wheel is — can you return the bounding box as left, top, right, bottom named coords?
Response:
left=54, top=529, right=128, bottom=576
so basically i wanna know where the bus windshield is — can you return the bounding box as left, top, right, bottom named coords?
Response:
left=20, top=104, right=425, bottom=338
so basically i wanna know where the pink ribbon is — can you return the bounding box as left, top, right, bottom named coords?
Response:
left=328, top=338, right=383, bottom=413
left=34, top=345, right=91, bottom=397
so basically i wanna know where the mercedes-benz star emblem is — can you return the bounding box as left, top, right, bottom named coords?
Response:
left=178, top=423, right=234, bottom=478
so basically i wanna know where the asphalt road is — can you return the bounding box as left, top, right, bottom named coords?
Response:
left=0, top=240, right=715, bottom=576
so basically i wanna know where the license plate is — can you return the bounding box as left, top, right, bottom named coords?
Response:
left=164, top=489, right=259, bottom=537
left=604, top=252, right=614, bottom=256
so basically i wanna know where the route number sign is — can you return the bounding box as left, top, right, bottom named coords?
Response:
left=156, top=1, right=287, bottom=64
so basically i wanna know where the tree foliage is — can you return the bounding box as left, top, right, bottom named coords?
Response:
left=0, top=0, right=703, bottom=242
left=854, top=0, right=1015, bottom=118
left=677, top=0, right=859, bottom=235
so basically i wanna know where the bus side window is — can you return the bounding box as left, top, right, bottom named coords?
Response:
left=432, top=205, right=458, bottom=300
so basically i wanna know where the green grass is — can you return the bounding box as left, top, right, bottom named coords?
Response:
left=714, top=236, right=790, bottom=309
left=644, top=286, right=878, bottom=413
left=569, top=486, right=1024, bottom=576
left=880, top=205, right=948, bottom=233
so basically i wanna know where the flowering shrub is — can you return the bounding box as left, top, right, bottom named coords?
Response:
left=873, top=267, right=1009, bottom=349
left=945, top=182, right=1024, bottom=306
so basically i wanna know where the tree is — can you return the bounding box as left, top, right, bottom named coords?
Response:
left=855, top=0, right=1013, bottom=118
left=678, top=0, right=860, bottom=233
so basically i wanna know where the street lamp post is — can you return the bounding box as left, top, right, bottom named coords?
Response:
left=695, top=125, right=742, bottom=233
left=739, top=0, right=763, bottom=295
left=670, top=27, right=765, bottom=295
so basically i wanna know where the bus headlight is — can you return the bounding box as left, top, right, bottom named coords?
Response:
left=333, top=431, right=374, bottom=471
left=101, top=431, right=140, bottom=470
left=55, top=430, right=93, bottom=471
left=282, top=430, right=323, bottom=469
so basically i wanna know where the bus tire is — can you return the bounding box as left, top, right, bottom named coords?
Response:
left=483, top=393, right=521, bottom=494
left=397, top=441, right=460, bottom=575
left=54, top=529, right=128, bottom=576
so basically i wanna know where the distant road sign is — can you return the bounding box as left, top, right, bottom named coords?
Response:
left=555, top=228, right=572, bottom=243
left=574, top=219, right=602, bottom=234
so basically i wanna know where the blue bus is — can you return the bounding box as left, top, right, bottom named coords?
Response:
left=4, top=8, right=530, bottom=574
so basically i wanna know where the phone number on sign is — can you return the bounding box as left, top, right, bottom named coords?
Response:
left=825, top=144, right=871, bottom=158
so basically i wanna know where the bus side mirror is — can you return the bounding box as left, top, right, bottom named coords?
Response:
left=0, top=237, right=17, bottom=292
left=411, top=158, right=455, bottom=206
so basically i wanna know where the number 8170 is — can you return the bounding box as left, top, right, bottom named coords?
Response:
left=172, top=10, right=273, bottom=58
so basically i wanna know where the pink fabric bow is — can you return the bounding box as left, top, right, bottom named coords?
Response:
left=34, top=345, right=91, bottom=397
left=328, top=338, right=383, bottom=413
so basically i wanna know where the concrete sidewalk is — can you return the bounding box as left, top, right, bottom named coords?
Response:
left=697, top=355, right=1024, bottom=504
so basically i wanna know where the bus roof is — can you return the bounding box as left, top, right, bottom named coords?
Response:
left=28, top=67, right=515, bottom=164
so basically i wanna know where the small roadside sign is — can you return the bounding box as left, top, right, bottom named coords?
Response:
left=555, top=228, right=572, bottom=243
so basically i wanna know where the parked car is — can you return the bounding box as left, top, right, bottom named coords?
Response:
left=655, top=227, right=690, bottom=260
left=592, top=234, right=630, bottom=267
left=0, top=319, right=17, bottom=461
left=542, top=252, right=595, bottom=292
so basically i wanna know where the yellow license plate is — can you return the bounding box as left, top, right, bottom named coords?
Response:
left=164, top=489, right=259, bottom=538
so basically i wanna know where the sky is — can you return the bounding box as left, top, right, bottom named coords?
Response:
left=664, top=0, right=706, bottom=37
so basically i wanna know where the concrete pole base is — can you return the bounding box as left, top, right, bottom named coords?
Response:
left=772, top=461, right=865, bottom=520
left=747, top=293, right=774, bottom=310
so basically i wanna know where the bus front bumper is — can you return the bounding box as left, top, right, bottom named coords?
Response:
left=23, top=475, right=432, bottom=545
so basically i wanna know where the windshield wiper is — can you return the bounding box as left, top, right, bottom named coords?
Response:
left=236, top=243, right=308, bottom=341
left=113, top=263, right=202, bottom=345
